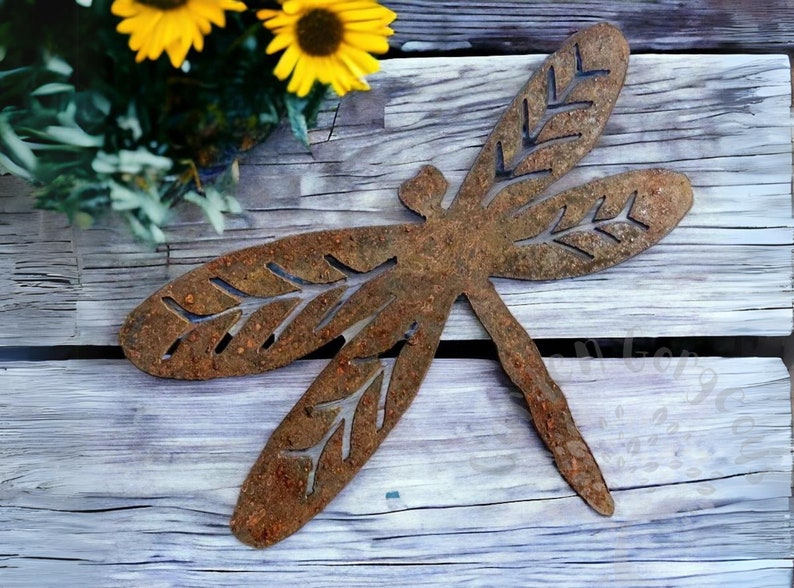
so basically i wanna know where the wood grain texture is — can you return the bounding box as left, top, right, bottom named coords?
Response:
left=0, top=357, right=790, bottom=586
left=385, top=1, right=794, bottom=53
left=0, top=54, right=791, bottom=345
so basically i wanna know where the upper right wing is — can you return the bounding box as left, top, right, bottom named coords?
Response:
left=450, top=23, right=629, bottom=215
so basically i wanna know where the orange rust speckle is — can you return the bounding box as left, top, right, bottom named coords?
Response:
left=184, top=294, right=194, bottom=305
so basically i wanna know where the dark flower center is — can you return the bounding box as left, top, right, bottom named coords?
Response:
left=296, top=9, right=343, bottom=56
left=136, top=0, right=189, bottom=9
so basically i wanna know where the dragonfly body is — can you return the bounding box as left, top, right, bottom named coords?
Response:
left=120, top=23, right=692, bottom=547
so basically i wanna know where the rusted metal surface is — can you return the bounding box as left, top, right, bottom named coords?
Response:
left=120, top=23, right=693, bottom=547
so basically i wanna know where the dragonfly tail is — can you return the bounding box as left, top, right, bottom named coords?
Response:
left=467, top=281, right=614, bottom=516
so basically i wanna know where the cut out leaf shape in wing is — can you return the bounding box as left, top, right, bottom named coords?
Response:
left=231, top=274, right=455, bottom=547
left=496, top=169, right=693, bottom=280
left=452, top=23, right=629, bottom=214
left=121, top=23, right=693, bottom=548
left=120, top=227, right=407, bottom=379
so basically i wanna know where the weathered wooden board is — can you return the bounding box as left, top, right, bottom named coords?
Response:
left=0, top=357, right=790, bottom=586
left=0, top=54, right=791, bottom=345
left=386, top=1, right=794, bottom=53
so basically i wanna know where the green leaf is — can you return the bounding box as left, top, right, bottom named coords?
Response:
left=115, top=102, right=143, bottom=142
left=0, top=115, right=36, bottom=173
left=205, top=205, right=225, bottom=233
left=302, top=83, right=328, bottom=129
left=108, top=181, right=144, bottom=211
left=285, top=93, right=310, bottom=148
left=124, top=212, right=166, bottom=245
left=0, top=66, right=33, bottom=82
left=31, top=83, right=74, bottom=96
left=119, top=148, right=171, bottom=173
left=285, top=84, right=328, bottom=148
left=184, top=190, right=224, bottom=233
left=44, top=55, right=73, bottom=78
left=183, top=185, right=242, bottom=234
left=0, top=149, right=29, bottom=178
left=90, top=152, right=118, bottom=174
left=42, top=125, right=104, bottom=147
left=88, top=92, right=111, bottom=117
left=109, top=180, right=169, bottom=225
left=92, top=148, right=172, bottom=175
left=148, top=222, right=166, bottom=244
left=225, top=194, right=242, bottom=214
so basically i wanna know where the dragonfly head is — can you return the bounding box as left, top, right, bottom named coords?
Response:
left=398, top=165, right=447, bottom=220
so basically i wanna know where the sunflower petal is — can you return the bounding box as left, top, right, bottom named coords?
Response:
left=256, top=9, right=280, bottom=21
left=344, top=31, right=390, bottom=54
left=266, top=32, right=295, bottom=55
left=166, top=36, right=192, bottom=68
left=339, top=44, right=381, bottom=76
left=220, top=0, right=246, bottom=11
left=111, top=0, right=140, bottom=18
left=274, top=45, right=301, bottom=80
left=296, top=58, right=319, bottom=97
left=113, top=0, right=244, bottom=67
left=338, top=6, right=396, bottom=24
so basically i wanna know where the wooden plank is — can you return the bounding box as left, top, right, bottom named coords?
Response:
left=386, top=0, right=794, bottom=53
left=0, top=357, right=790, bottom=586
left=0, top=54, right=791, bottom=345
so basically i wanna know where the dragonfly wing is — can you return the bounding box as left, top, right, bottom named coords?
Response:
left=119, top=225, right=409, bottom=379
left=451, top=23, right=629, bottom=214
left=494, top=169, right=692, bottom=280
left=231, top=276, right=456, bottom=547
left=467, top=281, right=614, bottom=515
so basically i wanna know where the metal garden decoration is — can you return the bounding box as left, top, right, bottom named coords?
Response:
left=120, top=23, right=693, bottom=547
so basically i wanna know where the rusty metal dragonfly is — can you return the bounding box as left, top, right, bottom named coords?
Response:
left=120, top=23, right=692, bottom=547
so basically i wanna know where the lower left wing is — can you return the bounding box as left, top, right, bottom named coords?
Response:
left=230, top=275, right=456, bottom=547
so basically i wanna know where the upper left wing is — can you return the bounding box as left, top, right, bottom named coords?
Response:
left=120, top=225, right=408, bottom=379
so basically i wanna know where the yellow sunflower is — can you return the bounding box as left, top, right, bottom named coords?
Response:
left=111, top=0, right=247, bottom=68
left=258, top=0, right=396, bottom=97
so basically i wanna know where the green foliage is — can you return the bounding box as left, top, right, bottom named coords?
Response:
left=0, top=0, right=328, bottom=243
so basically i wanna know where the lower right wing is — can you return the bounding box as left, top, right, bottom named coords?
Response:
left=494, top=169, right=692, bottom=281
